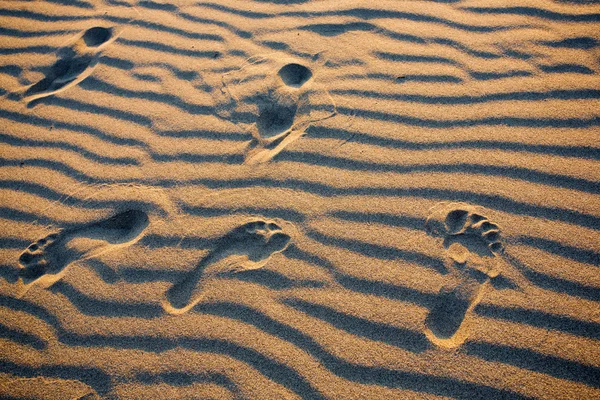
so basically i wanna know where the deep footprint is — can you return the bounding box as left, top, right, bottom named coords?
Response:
left=424, top=202, right=504, bottom=348
left=217, top=55, right=336, bottom=164
left=163, top=219, right=291, bottom=315
left=17, top=209, right=149, bottom=296
left=22, top=26, right=117, bottom=103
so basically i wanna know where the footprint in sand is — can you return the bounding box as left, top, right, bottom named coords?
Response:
left=162, top=219, right=291, bottom=315
left=423, top=202, right=504, bottom=348
left=17, top=210, right=149, bottom=296
left=20, top=26, right=120, bottom=104
left=216, top=55, right=336, bottom=165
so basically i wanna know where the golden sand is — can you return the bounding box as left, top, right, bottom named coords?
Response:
left=0, top=0, right=599, bottom=398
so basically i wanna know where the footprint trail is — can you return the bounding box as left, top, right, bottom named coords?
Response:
left=424, top=202, right=504, bottom=348
left=17, top=209, right=149, bottom=296
left=163, top=219, right=291, bottom=315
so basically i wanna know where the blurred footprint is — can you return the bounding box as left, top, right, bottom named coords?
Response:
left=162, top=219, right=291, bottom=315
left=17, top=210, right=149, bottom=297
left=423, top=202, right=504, bottom=348
left=216, top=54, right=336, bottom=164
left=20, top=26, right=120, bottom=104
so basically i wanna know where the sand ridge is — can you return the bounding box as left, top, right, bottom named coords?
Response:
left=0, top=0, right=599, bottom=399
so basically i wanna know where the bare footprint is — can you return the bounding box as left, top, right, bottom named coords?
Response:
left=162, top=219, right=291, bottom=315
left=20, top=26, right=120, bottom=103
left=424, top=202, right=504, bottom=348
left=217, top=55, right=336, bottom=165
left=17, top=209, right=149, bottom=296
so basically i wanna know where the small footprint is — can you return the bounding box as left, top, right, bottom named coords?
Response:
left=217, top=55, right=336, bottom=165
left=423, top=202, right=504, bottom=348
left=17, top=209, right=149, bottom=296
left=21, top=26, right=119, bottom=103
left=162, top=219, right=291, bottom=315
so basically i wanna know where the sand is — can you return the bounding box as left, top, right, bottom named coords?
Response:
left=0, top=0, right=599, bottom=398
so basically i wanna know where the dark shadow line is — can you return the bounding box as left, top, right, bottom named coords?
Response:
left=514, top=236, right=600, bottom=266
left=461, top=6, right=600, bottom=22
left=518, top=263, right=600, bottom=302
left=329, top=88, right=600, bottom=104
left=375, top=51, right=461, bottom=66
left=0, top=107, right=147, bottom=148
left=0, top=26, right=77, bottom=38
left=38, top=97, right=153, bottom=127
left=307, top=126, right=600, bottom=160
left=180, top=204, right=307, bottom=223
left=539, top=37, right=598, bottom=50
left=0, top=45, right=55, bottom=55
left=0, top=236, right=31, bottom=250
left=138, top=233, right=214, bottom=249
left=336, top=274, right=439, bottom=308
left=0, top=183, right=159, bottom=216
left=119, top=38, right=220, bottom=58
left=475, top=303, right=600, bottom=340
left=134, top=370, right=240, bottom=395
left=99, top=55, right=135, bottom=70
left=469, top=70, right=533, bottom=80
left=329, top=210, right=426, bottom=230
left=129, top=18, right=224, bottom=41
left=45, top=0, right=94, bottom=9
left=305, top=228, right=447, bottom=274
left=341, top=72, right=463, bottom=83
left=333, top=105, right=600, bottom=128
left=0, top=132, right=139, bottom=166
left=465, top=341, right=600, bottom=388
left=150, top=153, right=244, bottom=164
left=539, top=63, right=596, bottom=75
left=178, top=11, right=253, bottom=39
left=0, top=64, right=23, bottom=77
left=505, top=248, right=600, bottom=301
left=431, top=37, right=501, bottom=59
left=282, top=298, right=430, bottom=353
left=0, top=9, right=90, bottom=22
left=276, top=151, right=600, bottom=195
left=0, top=360, right=113, bottom=395
left=0, top=157, right=123, bottom=185
left=50, top=282, right=163, bottom=318
left=79, top=76, right=213, bottom=116
left=0, top=206, right=73, bottom=227
left=0, top=321, right=47, bottom=350
left=225, top=269, right=326, bottom=290
left=138, top=0, right=178, bottom=12
left=155, top=128, right=248, bottom=141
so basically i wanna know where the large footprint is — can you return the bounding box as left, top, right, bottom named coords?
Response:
left=424, top=202, right=504, bottom=348
left=17, top=209, right=149, bottom=296
left=216, top=55, right=336, bottom=165
left=21, top=26, right=120, bottom=103
left=162, top=219, right=291, bottom=315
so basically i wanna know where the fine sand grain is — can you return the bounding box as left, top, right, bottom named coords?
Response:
left=0, top=0, right=599, bottom=399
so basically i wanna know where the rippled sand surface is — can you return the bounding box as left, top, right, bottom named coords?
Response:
left=0, top=0, right=599, bottom=398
